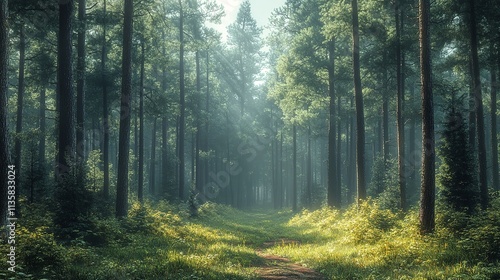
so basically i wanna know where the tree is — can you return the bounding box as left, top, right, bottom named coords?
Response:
left=101, top=0, right=110, bottom=199
left=327, top=40, right=340, bottom=208
left=138, top=38, right=145, bottom=203
left=57, top=0, right=75, bottom=178
left=468, top=0, right=488, bottom=209
left=178, top=0, right=186, bottom=200
left=0, top=0, right=9, bottom=231
left=419, top=0, right=435, bottom=235
left=352, top=0, right=366, bottom=204
left=395, top=0, right=406, bottom=211
left=116, top=0, right=133, bottom=218
left=14, top=23, right=25, bottom=217
left=76, top=0, right=86, bottom=160
left=438, top=102, right=477, bottom=213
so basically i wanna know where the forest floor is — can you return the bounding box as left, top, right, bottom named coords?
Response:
left=4, top=200, right=500, bottom=280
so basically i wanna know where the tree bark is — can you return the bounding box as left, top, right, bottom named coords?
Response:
left=101, top=0, right=109, bottom=199
left=150, top=118, right=157, bottom=197
left=491, top=65, right=499, bottom=191
left=292, top=125, right=297, bottom=212
left=419, top=0, right=435, bottom=234
left=14, top=23, right=25, bottom=217
left=327, top=40, right=340, bottom=208
left=76, top=0, right=86, bottom=159
left=0, top=0, right=10, bottom=231
left=57, top=0, right=75, bottom=179
left=138, top=39, right=145, bottom=203
left=116, top=0, right=133, bottom=218
left=468, top=0, right=488, bottom=209
left=395, top=0, right=406, bottom=211
left=352, top=0, right=366, bottom=204
left=178, top=0, right=186, bottom=200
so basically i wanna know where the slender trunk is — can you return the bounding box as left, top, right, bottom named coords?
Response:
left=383, top=58, right=389, bottom=164
left=327, top=40, right=340, bottom=208
left=15, top=24, right=25, bottom=217
left=468, top=0, right=488, bottom=209
left=292, top=125, right=297, bottom=211
left=468, top=60, right=476, bottom=150
left=102, top=0, right=109, bottom=199
left=0, top=0, right=9, bottom=230
left=150, top=118, right=157, bottom=197
left=162, top=117, right=168, bottom=197
left=76, top=0, right=86, bottom=159
left=396, top=0, right=406, bottom=211
left=337, top=95, right=342, bottom=196
left=195, top=50, right=202, bottom=193
left=352, top=0, right=366, bottom=203
left=419, top=0, right=435, bottom=234
left=204, top=51, right=210, bottom=187
left=138, top=39, right=145, bottom=203
left=307, top=126, right=312, bottom=206
left=491, top=65, right=499, bottom=191
left=116, top=0, right=133, bottom=218
left=39, top=80, right=46, bottom=168
left=178, top=0, right=186, bottom=200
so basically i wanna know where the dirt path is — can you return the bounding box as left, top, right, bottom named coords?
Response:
left=255, top=239, right=326, bottom=280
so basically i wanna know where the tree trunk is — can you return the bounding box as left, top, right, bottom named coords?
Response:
left=178, top=0, right=186, bottom=200
left=0, top=0, right=10, bottom=230
left=138, top=39, right=145, bottom=203
left=418, top=0, right=435, bottom=234
left=76, top=0, right=86, bottom=159
left=162, top=117, right=168, bottom=197
left=468, top=0, right=488, bottom=209
left=306, top=126, right=312, bottom=207
left=327, top=40, right=340, bottom=208
left=150, top=118, right=157, bottom=197
left=352, top=0, right=366, bottom=204
left=491, top=65, right=499, bottom=191
left=395, top=0, right=406, bottom=211
left=195, top=50, right=203, bottom=194
left=292, top=125, right=297, bottom=212
left=337, top=95, right=342, bottom=196
left=14, top=23, right=25, bottom=217
left=57, top=0, right=75, bottom=179
left=116, top=0, right=133, bottom=218
left=102, top=0, right=109, bottom=200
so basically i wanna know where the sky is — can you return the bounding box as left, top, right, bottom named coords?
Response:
left=213, top=0, right=286, bottom=40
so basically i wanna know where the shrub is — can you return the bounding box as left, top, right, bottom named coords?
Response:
left=339, top=199, right=398, bottom=244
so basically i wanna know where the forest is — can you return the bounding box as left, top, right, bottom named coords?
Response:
left=0, top=0, right=500, bottom=279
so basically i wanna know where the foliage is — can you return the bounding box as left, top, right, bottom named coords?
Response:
left=437, top=102, right=478, bottom=215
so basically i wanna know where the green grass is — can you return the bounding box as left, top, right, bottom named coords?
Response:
left=2, top=199, right=500, bottom=279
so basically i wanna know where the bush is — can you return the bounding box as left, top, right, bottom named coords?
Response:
left=339, top=199, right=398, bottom=244
left=18, top=226, right=67, bottom=276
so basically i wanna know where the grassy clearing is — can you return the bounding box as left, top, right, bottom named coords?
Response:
left=2, top=199, right=500, bottom=279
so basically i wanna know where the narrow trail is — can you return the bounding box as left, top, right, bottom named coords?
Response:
left=254, top=239, right=327, bottom=280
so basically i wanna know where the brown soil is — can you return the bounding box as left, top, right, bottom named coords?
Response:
left=255, top=239, right=326, bottom=280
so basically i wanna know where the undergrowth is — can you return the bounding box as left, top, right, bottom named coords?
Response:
left=1, top=197, right=500, bottom=279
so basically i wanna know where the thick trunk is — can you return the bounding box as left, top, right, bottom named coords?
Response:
left=116, top=0, right=133, bottom=218
left=419, top=0, right=435, bottom=234
left=57, top=0, right=75, bottom=178
left=306, top=126, right=312, bottom=207
left=352, top=0, right=366, bottom=203
left=76, top=0, right=86, bottom=159
left=468, top=0, right=488, bottom=209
